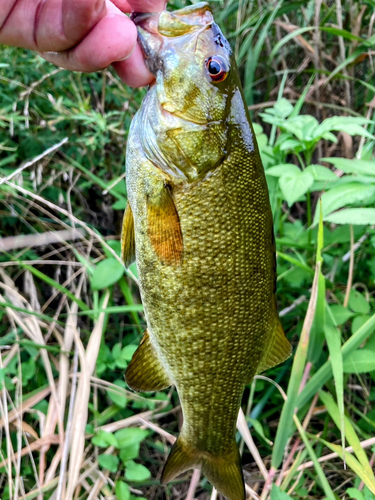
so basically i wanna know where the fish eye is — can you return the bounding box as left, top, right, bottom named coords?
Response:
left=205, top=56, right=229, bottom=82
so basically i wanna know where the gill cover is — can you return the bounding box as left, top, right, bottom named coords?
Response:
left=133, top=2, right=235, bottom=182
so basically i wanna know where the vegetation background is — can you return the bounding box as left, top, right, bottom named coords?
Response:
left=0, top=0, right=375, bottom=499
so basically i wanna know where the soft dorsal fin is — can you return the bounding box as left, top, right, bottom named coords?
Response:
left=147, top=185, right=183, bottom=265
left=125, top=329, right=172, bottom=392
left=121, top=202, right=136, bottom=269
left=256, top=318, right=291, bottom=374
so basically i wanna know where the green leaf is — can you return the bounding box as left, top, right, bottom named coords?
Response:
left=349, top=290, right=370, bottom=314
left=98, top=454, right=119, bottom=473
left=282, top=115, right=319, bottom=142
left=92, top=430, right=119, bottom=448
left=107, top=380, right=127, bottom=408
left=330, top=305, right=354, bottom=325
left=279, top=170, right=314, bottom=206
left=343, top=350, right=375, bottom=373
left=115, top=428, right=149, bottom=448
left=298, top=313, right=375, bottom=408
left=321, top=158, right=375, bottom=176
left=270, top=485, right=293, bottom=500
left=119, top=443, right=141, bottom=463
left=121, top=345, right=138, bottom=362
left=90, top=258, right=125, bottom=290
left=124, top=460, right=151, bottom=482
left=314, top=184, right=375, bottom=225
left=319, top=390, right=374, bottom=479
left=273, top=98, right=294, bottom=119
left=265, top=164, right=301, bottom=177
left=325, top=208, right=375, bottom=226
left=248, top=418, right=273, bottom=446
left=21, top=359, right=36, bottom=382
left=346, top=488, right=365, bottom=500
left=304, top=165, right=338, bottom=181
left=115, top=481, right=131, bottom=500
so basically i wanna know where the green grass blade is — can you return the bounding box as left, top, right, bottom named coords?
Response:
left=318, top=438, right=375, bottom=495
left=244, top=0, right=284, bottom=106
left=294, top=416, right=336, bottom=500
left=297, top=312, right=375, bottom=408
left=319, top=390, right=375, bottom=479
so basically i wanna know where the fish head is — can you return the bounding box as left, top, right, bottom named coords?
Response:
left=133, top=3, right=238, bottom=182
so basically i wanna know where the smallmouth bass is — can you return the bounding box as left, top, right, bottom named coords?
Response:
left=121, top=3, right=291, bottom=499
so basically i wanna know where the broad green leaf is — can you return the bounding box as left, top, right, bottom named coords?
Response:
left=121, top=344, right=138, bottom=362
left=325, top=208, right=375, bottom=226
left=282, top=115, right=319, bottom=142
left=265, top=164, right=301, bottom=177
left=330, top=305, right=354, bottom=325
left=92, top=430, right=119, bottom=448
left=124, top=460, right=151, bottom=482
left=321, top=157, right=375, bottom=176
left=279, top=170, right=314, bottom=206
left=107, top=380, right=127, bottom=408
left=349, top=290, right=370, bottom=314
left=314, top=116, right=370, bottom=137
left=114, top=428, right=149, bottom=448
left=313, top=184, right=375, bottom=225
left=21, top=359, right=36, bottom=383
left=90, top=258, right=125, bottom=290
left=273, top=98, right=294, bottom=119
left=304, top=165, right=338, bottom=181
left=120, top=443, right=141, bottom=463
left=270, top=485, right=293, bottom=500
left=115, top=481, right=131, bottom=500
left=343, top=350, right=375, bottom=373
left=98, top=454, right=119, bottom=473
left=346, top=488, right=365, bottom=500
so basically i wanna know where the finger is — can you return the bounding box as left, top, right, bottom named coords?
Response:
left=0, top=0, right=107, bottom=51
left=126, top=0, right=166, bottom=12
left=112, top=43, right=154, bottom=87
left=40, top=13, right=137, bottom=72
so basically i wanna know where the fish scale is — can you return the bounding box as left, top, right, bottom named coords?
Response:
left=122, top=4, right=291, bottom=499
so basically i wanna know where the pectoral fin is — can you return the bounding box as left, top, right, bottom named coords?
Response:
left=256, top=318, right=291, bottom=374
left=125, top=329, right=172, bottom=392
left=147, top=185, right=183, bottom=265
left=121, top=202, right=136, bottom=269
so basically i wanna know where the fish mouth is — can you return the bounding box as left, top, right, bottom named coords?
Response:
left=131, top=3, right=213, bottom=76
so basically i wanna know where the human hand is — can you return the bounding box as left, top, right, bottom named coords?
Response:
left=0, top=0, right=166, bottom=87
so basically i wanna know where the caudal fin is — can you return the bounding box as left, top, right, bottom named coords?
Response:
left=161, top=436, right=245, bottom=500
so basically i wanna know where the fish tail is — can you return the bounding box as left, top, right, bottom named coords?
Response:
left=161, top=436, right=245, bottom=500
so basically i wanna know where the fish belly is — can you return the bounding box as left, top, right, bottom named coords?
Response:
left=127, top=134, right=275, bottom=455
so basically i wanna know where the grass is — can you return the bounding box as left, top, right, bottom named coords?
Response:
left=0, top=0, right=375, bottom=499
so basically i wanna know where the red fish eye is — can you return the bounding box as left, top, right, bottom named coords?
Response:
left=206, top=56, right=228, bottom=82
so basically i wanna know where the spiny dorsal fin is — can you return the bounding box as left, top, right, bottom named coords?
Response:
left=125, top=329, right=172, bottom=392
left=147, top=185, right=183, bottom=265
left=162, top=435, right=245, bottom=500
left=121, top=202, right=136, bottom=269
left=256, top=318, right=291, bottom=374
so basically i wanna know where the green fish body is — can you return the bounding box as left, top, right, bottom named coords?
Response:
left=122, top=4, right=291, bottom=499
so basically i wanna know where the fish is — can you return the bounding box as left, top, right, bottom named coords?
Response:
left=121, top=3, right=291, bottom=499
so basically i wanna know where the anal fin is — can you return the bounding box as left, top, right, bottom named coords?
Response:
left=121, top=202, right=136, bottom=269
left=256, top=318, right=291, bottom=374
left=162, top=436, right=245, bottom=500
left=147, top=185, right=183, bottom=265
left=125, top=329, right=172, bottom=392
